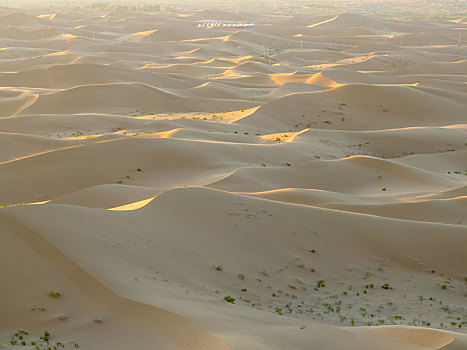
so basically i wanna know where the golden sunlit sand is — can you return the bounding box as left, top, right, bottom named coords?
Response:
left=0, top=3, right=466, bottom=350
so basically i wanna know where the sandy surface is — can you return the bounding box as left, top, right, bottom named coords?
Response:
left=0, top=6, right=466, bottom=350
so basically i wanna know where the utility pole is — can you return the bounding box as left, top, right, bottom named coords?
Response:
left=296, top=34, right=303, bottom=49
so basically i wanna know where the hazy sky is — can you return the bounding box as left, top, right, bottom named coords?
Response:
left=7, top=0, right=464, bottom=5
left=5, top=0, right=467, bottom=20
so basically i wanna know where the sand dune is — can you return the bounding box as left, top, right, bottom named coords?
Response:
left=314, top=13, right=400, bottom=32
left=240, top=83, right=467, bottom=130
left=389, top=32, right=461, bottom=47
left=186, top=81, right=267, bottom=100
left=145, top=62, right=225, bottom=77
left=0, top=114, right=146, bottom=136
left=3, top=187, right=467, bottom=349
left=384, top=59, right=467, bottom=75
left=1, top=6, right=466, bottom=350
left=0, top=26, right=61, bottom=40
left=209, top=156, right=462, bottom=193
left=306, top=69, right=413, bottom=86
left=0, top=89, right=38, bottom=117
left=0, top=210, right=228, bottom=350
left=0, top=132, right=79, bottom=163
left=0, top=63, right=198, bottom=89
left=18, top=82, right=258, bottom=116
left=0, top=136, right=231, bottom=204
left=51, top=184, right=162, bottom=209
left=0, top=11, right=48, bottom=26
left=325, top=197, right=466, bottom=225
left=294, top=126, right=467, bottom=158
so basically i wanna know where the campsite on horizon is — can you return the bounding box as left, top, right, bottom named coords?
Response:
left=0, top=0, right=466, bottom=349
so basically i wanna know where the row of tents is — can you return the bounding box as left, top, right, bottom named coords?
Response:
left=197, top=22, right=256, bottom=28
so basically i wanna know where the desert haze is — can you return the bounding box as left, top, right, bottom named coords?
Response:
left=0, top=3, right=466, bottom=350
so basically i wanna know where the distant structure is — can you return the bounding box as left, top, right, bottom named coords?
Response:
left=198, top=22, right=256, bottom=28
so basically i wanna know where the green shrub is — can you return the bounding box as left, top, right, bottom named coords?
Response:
left=48, top=291, right=60, bottom=298
left=223, top=295, right=236, bottom=304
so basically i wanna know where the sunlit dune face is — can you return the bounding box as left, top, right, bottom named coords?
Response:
left=449, top=18, right=467, bottom=24
left=229, top=55, right=252, bottom=64
left=140, top=108, right=261, bottom=125
left=47, top=50, right=69, bottom=56
left=307, top=15, right=338, bottom=28
left=195, top=82, right=210, bottom=88
left=215, top=69, right=251, bottom=79
left=184, top=48, right=200, bottom=55
left=173, top=56, right=195, bottom=60
left=222, top=106, right=261, bottom=123
left=305, top=72, right=342, bottom=87
left=117, top=29, right=158, bottom=43
left=193, top=58, right=215, bottom=65
left=261, top=128, right=309, bottom=143
left=139, top=64, right=158, bottom=69
left=130, top=29, right=158, bottom=37
left=269, top=72, right=306, bottom=85
left=0, top=200, right=50, bottom=209
left=155, top=129, right=179, bottom=138
left=37, top=13, right=56, bottom=20
left=63, top=134, right=106, bottom=140
left=108, top=197, right=156, bottom=211
left=62, top=34, right=78, bottom=39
